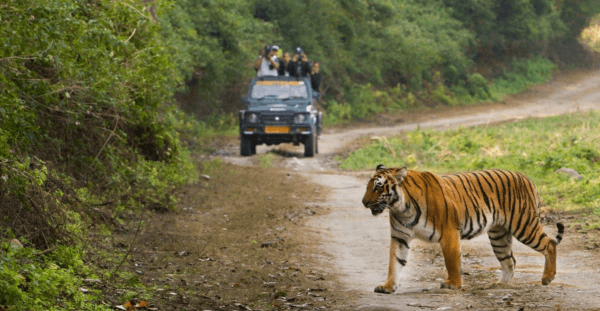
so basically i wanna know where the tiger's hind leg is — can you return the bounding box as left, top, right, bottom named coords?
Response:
left=488, top=227, right=516, bottom=284
left=541, top=240, right=557, bottom=285
left=514, top=221, right=564, bottom=286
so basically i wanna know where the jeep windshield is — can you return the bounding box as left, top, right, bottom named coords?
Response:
left=250, top=80, right=308, bottom=100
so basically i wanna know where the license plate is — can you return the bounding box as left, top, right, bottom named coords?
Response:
left=265, top=126, right=290, bottom=133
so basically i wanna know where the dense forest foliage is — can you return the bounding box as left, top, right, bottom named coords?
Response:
left=170, top=0, right=600, bottom=120
left=1, top=0, right=600, bottom=309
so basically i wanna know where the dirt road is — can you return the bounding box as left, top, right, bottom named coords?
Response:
left=223, top=69, right=600, bottom=310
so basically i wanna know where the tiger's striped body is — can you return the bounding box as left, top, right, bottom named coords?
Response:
left=362, top=165, right=564, bottom=293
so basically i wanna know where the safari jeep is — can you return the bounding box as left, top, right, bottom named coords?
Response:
left=238, top=75, right=322, bottom=157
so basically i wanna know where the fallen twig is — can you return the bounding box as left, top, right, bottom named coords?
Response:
left=109, top=211, right=144, bottom=280
left=34, top=245, right=59, bottom=256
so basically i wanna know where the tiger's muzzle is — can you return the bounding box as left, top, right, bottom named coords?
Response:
left=370, top=206, right=384, bottom=216
left=363, top=201, right=385, bottom=216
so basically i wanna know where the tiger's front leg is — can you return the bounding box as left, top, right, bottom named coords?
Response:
left=440, top=230, right=462, bottom=289
left=375, top=236, right=412, bottom=294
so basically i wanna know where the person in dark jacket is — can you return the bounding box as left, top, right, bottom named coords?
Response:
left=289, top=46, right=311, bottom=78
left=310, top=61, right=322, bottom=100
left=278, top=52, right=293, bottom=76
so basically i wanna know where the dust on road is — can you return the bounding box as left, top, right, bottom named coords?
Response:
left=219, top=69, right=600, bottom=310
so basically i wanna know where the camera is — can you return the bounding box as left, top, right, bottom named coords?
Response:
left=263, top=45, right=272, bottom=56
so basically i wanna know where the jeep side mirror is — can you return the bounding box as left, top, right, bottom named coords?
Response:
left=241, top=96, right=249, bottom=106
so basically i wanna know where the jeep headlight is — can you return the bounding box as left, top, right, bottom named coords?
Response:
left=248, top=113, right=258, bottom=123
left=294, top=114, right=306, bottom=124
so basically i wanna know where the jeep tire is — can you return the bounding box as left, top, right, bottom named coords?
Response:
left=240, top=136, right=254, bottom=156
left=304, top=133, right=316, bottom=157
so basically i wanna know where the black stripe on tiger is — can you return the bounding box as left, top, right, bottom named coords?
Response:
left=555, top=223, right=564, bottom=245
left=392, top=236, right=410, bottom=249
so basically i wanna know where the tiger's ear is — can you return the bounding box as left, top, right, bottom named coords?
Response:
left=376, top=164, right=386, bottom=172
left=395, top=167, right=407, bottom=183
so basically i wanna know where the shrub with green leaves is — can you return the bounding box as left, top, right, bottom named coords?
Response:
left=0, top=241, right=110, bottom=310
left=490, top=57, right=558, bottom=98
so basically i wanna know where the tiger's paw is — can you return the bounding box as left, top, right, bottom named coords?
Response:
left=374, top=284, right=396, bottom=294
left=541, top=275, right=554, bottom=286
left=440, top=281, right=460, bottom=290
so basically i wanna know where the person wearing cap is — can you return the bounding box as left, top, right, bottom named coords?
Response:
left=253, top=45, right=279, bottom=76
left=272, top=45, right=282, bottom=58
left=289, top=46, right=311, bottom=78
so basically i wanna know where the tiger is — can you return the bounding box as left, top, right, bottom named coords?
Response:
left=362, top=164, right=564, bottom=293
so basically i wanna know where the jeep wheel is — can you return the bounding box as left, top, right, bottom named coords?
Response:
left=304, top=133, right=316, bottom=157
left=240, top=136, right=254, bottom=156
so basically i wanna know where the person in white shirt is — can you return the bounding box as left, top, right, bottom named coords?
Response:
left=253, top=45, right=279, bottom=76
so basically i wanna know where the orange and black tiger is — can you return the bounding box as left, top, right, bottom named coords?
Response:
left=362, top=165, right=564, bottom=293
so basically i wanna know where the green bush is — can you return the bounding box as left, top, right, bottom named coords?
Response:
left=0, top=242, right=108, bottom=310
left=490, top=57, right=558, bottom=98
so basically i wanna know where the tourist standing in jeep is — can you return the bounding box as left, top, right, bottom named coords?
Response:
left=278, top=52, right=293, bottom=76
left=289, top=47, right=311, bottom=78
left=253, top=45, right=279, bottom=76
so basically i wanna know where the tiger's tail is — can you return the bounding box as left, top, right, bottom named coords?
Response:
left=554, top=223, right=565, bottom=245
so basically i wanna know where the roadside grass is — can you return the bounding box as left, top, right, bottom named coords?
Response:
left=258, top=153, right=276, bottom=168
left=339, top=111, right=600, bottom=223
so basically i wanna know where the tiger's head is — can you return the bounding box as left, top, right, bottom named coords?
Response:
left=362, top=164, right=407, bottom=216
